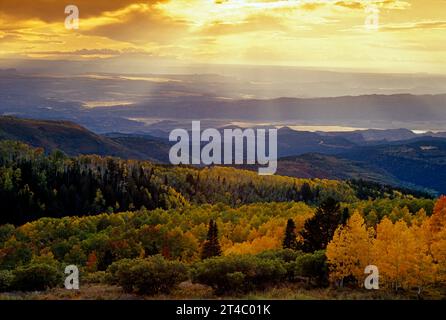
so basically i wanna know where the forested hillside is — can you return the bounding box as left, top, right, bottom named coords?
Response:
left=1, top=139, right=444, bottom=299
left=0, top=191, right=443, bottom=298
left=0, top=140, right=357, bottom=225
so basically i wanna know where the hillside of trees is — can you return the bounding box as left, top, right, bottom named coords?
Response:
left=0, top=140, right=444, bottom=299
left=0, top=140, right=360, bottom=225
left=0, top=195, right=444, bottom=298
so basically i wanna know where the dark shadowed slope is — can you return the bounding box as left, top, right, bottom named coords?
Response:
left=275, top=154, right=400, bottom=185
left=0, top=116, right=167, bottom=162
left=340, top=138, right=446, bottom=194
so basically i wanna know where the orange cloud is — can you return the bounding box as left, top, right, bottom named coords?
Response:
left=380, top=21, right=446, bottom=32
left=0, top=0, right=167, bottom=22
left=0, top=0, right=445, bottom=74
left=198, top=13, right=288, bottom=36
left=81, top=5, right=189, bottom=44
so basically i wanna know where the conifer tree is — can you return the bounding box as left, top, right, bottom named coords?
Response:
left=201, top=220, right=222, bottom=259
left=300, top=182, right=314, bottom=203
left=283, top=219, right=298, bottom=250
left=299, top=197, right=342, bottom=252
left=341, top=207, right=350, bottom=225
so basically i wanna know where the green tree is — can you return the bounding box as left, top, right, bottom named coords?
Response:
left=295, top=250, right=328, bottom=286
left=93, top=189, right=106, bottom=214
left=301, top=182, right=314, bottom=203
left=201, top=220, right=222, bottom=260
left=299, top=197, right=342, bottom=252
left=13, top=263, right=62, bottom=291
left=0, top=270, right=14, bottom=292
left=341, top=207, right=350, bottom=225
left=107, top=256, right=188, bottom=295
left=192, top=254, right=286, bottom=295
left=283, top=219, right=298, bottom=250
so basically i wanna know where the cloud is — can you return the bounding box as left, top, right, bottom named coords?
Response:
left=0, top=33, right=20, bottom=44
left=0, top=0, right=167, bottom=22
left=212, top=0, right=410, bottom=10
left=26, top=48, right=125, bottom=57
left=380, top=21, right=446, bottom=32
left=0, top=0, right=444, bottom=74
left=197, top=13, right=289, bottom=36
left=334, top=1, right=364, bottom=9
left=81, top=5, right=189, bottom=45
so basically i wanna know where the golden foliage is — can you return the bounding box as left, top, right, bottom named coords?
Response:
left=326, top=212, right=373, bottom=286
left=327, top=197, right=446, bottom=291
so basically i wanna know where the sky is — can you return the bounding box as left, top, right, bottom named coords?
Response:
left=0, top=0, right=446, bottom=73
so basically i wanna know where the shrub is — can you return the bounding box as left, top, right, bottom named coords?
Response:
left=13, top=263, right=62, bottom=291
left=106, top=255, right=188, bottom=295
left=256, top=249, right=304, bottom=281
left=106, top=259, right=133, bottom=290
left=256, top=249, right=302, bottom=262
left=84, top=271, right=107, bottom=284
left=226, top=272, right=245, bottom=293
left=0, top=224, right=15, bottom=243
left=0, top=270, right=14, bottom=292
left=295, top=250, right=328, bottom=287
left=0, top=245, right=33, bottom=270
left=192, top=254, right=286, bottom=295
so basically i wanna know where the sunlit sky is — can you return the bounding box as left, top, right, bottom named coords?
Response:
left=1, top=0, right=445, bottom=73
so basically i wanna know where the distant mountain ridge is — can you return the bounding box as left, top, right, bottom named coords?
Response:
left=274, top=153, right=400, bottom=186
left=1, top=71, right=446, bottom=133
left=340, top=138, right=446, bottom=194
left=103, top=94, right=446, bottom=126
left=1, top=116, right=445, bottom=194
left=0, top=116, right=167, bottom=162
left=320, top=128, right=418, bottom=144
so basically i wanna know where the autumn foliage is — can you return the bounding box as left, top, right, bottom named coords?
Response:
left=327, top=197, right=446, bottom=293
left=0, top=142, right=444, bottom=298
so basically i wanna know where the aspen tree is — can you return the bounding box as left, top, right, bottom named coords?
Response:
left=326, top=212, right=372, bottom=286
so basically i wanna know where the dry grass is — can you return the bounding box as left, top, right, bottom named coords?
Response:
left=1, top=282, right=441, bottom=300
left=0, top=284, right=139, bottom=300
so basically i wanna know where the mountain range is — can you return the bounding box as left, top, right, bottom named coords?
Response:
left=1, top=116, right=445, bottom=195
left=1, top=71, right=446, bottom=134
left=0, top=117, right=169, bottom=162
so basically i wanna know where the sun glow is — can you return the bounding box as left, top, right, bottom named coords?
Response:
left=0, top=0, right=445, bottom=73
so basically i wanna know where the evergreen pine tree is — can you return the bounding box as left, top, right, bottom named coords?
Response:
left=299, top=197, right=342, bottom=252
left=301, top=182, right=314, bottom=203
left=201, top=220, right=222, bottom=259
left=341, top=207, right=350, bottom=225
left=283, top=218, right=298, bottom=249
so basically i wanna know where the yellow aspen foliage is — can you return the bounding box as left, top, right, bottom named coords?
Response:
left=389, top=206, right=412, bottom=225
left=372, top=218, right=416, bottom=290
left=257, top=219, right=286, bottom=239
left=406, top=220, right=435, bottom=291
left=219, top=236, right=234, bottom=252
left=224, top=236, right=280, bottom=255
left=231, top=223, right=251, bottom=243
left=412, top=208, right=428, bottom=227
left=292, top=214, right=312, bottom=232
left=431, top=228, right=446, bottom=284
left=247, top=228, right=262, bottom=242
left=17, top=222, right=32, bottom=235
left=428, top=196, right=446, bottom=283
left=326, top=211, right=373, bottom=286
